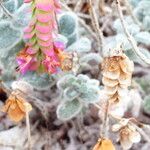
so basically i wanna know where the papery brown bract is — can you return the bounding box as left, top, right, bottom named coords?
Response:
left=93, top=138, right=116, bottom=150
left=101, top=52, right=134, bottom=103
left=112, top=119, right=141, bottom=149
left=1, top=92, right=32, bottom=122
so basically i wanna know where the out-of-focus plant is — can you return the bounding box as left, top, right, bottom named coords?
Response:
left=57, top=74, right=101, bottom=120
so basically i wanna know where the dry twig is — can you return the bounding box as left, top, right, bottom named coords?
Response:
left=116, top=0, right=150, bottom=65
left=88, top=0, right=104, bottom=56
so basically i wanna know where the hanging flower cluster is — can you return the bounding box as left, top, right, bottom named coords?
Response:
left=1, top=91, right=32, bottom=122
left=17, top=0, right=72, bottom=74
left=112, top=119, right=141, bottom=149
left=101, top=50, right=134, bottom=103
left=93, top=138, right=116, bottom=150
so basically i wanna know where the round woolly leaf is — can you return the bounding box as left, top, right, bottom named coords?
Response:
left=13, top=3, right=31, bottom=28
left=17, top=0, right=24, bottom=8
left=63, top=87, right=80, bottom=101
left=57, top=99, right=82, bottom=121
left=0, top=21, right=22, bottom=49
left=57, top=74, right=77, bottom=90
left=22, top=72, right=53, bottom=90
left=59, top=12, right=77, bottom=37
left=79, top=86, right=101, bottom=103
left=67, top=37, right=91, bottom=53
left=135, top=32, right=150, bottom=46
left=135, top=76, right=150, bottom=95
left=3, top=0, right=18, bottom=13
left=67, top=33, right=78, bottom=46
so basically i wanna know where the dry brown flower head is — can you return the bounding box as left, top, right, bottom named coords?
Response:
left=1, top=91, right=32, bottom=122
left=93, top=138, right=116, bottom=150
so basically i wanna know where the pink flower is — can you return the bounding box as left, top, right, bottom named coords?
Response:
left=43, top=55, right=60, bottom=73
left=17, top=0, right=71, bottom=74
left=16, top=47, right=38, bottom=74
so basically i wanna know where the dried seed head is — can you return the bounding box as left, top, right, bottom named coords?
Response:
left=101, top=51, right=134, bottom=103
left=119, top=125, right=141, bottom=149
left=112, top=120, right=141, bottom=150
left=1, top=91, right=32, bottom=122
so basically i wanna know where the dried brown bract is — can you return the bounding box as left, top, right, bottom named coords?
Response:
left=101, top=51, right=134, bottom=103
left=112, top=119, right=141, bottom=149
left=93, top=138, right=116, bottom=150
left=1, top=91, right=32, bottom=122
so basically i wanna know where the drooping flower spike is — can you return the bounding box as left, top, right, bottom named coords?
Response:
left=17, top=0, right=72, bottom=74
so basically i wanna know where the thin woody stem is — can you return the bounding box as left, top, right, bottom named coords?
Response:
left=99, top=0, right=105, bottom=16
left=101, top=100, right=110, bottom=138
left=25, top=108, right=32, bottom=150
left=116, top=0, right=150, bottom=65
left=0, top=3, right=14, bottom=18
left=74, top=0, right=83, bottom=12
left=88, top=0, right=104, bottom=57
left=94, top=103, right=150, bottom=143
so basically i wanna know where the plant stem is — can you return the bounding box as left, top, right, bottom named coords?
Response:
left=25, top=107, right=32, bottom=150
left=74, top=0, right=83, bottom=12
left=99, top=0, right=105, bottom=16
left=88, top=0, right=104, bottom=57
left=116, top=0, right=150, bottom=65
left=101, top=100, right=110, bottom=138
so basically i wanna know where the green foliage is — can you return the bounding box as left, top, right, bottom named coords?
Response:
left=134, top=0, right=150, bottom=30
left=21, top=72, right=56, bottom=90
left=111, top=0, right=150, bottom=66
left=58, top=12, right=78, bottom=46
left=57, top=99, right=82, bottom=121
left=58, top=12, right=92, bottom=53
left=135, top=76, right=150, bottom=95
left=0, top=21, right=22, bottom=49
left=143, top=95, right=150, bottom=115
left=57, top=74, right=101, bottom=120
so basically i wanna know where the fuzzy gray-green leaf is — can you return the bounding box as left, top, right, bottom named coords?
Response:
left=57, top=99, right=82, bottom=121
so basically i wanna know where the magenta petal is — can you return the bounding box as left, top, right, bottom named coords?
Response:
left=26, top=47, right=37, bottom=54
left=24, top=26, right=33, bottom=33
left=24, top=0, right=32, bottom=3
left=41, top=46, right=54, bottom=56
left=36, top=32, right=52, bottom=41
left=36, top=3, right=53, bottom=11
left=54, top=0, right=61, bottom=13
left=54, top=41, right=65, bottom=50
left=24, top=32, right=34, bottom=39
left=35, top=24, right=51, bottom=33
left=38, top=40, right=52, bottom=47
left=37, top=14, right=52, bottom=23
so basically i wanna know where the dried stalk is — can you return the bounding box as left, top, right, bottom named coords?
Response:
left=25, top=109, right=32, bottom=150
left=99, top=0, right=105, bottom=16
left=0, top=3, right=14, bottom=18
left=116, top=0, right=150, bottom=65
left=101, top=100, right=110, bottom=138
left=61, top=2, right=97, bottom=41
left=94, top=103, right=150, bottom=143
left=74, top=0, right=83, bottom=12
left=88, top=0, right=104, bottom=56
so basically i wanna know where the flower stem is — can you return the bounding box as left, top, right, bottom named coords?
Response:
left=25, top=110, right=32, bottom=150
left=101, top=100, right=110, bottom=138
